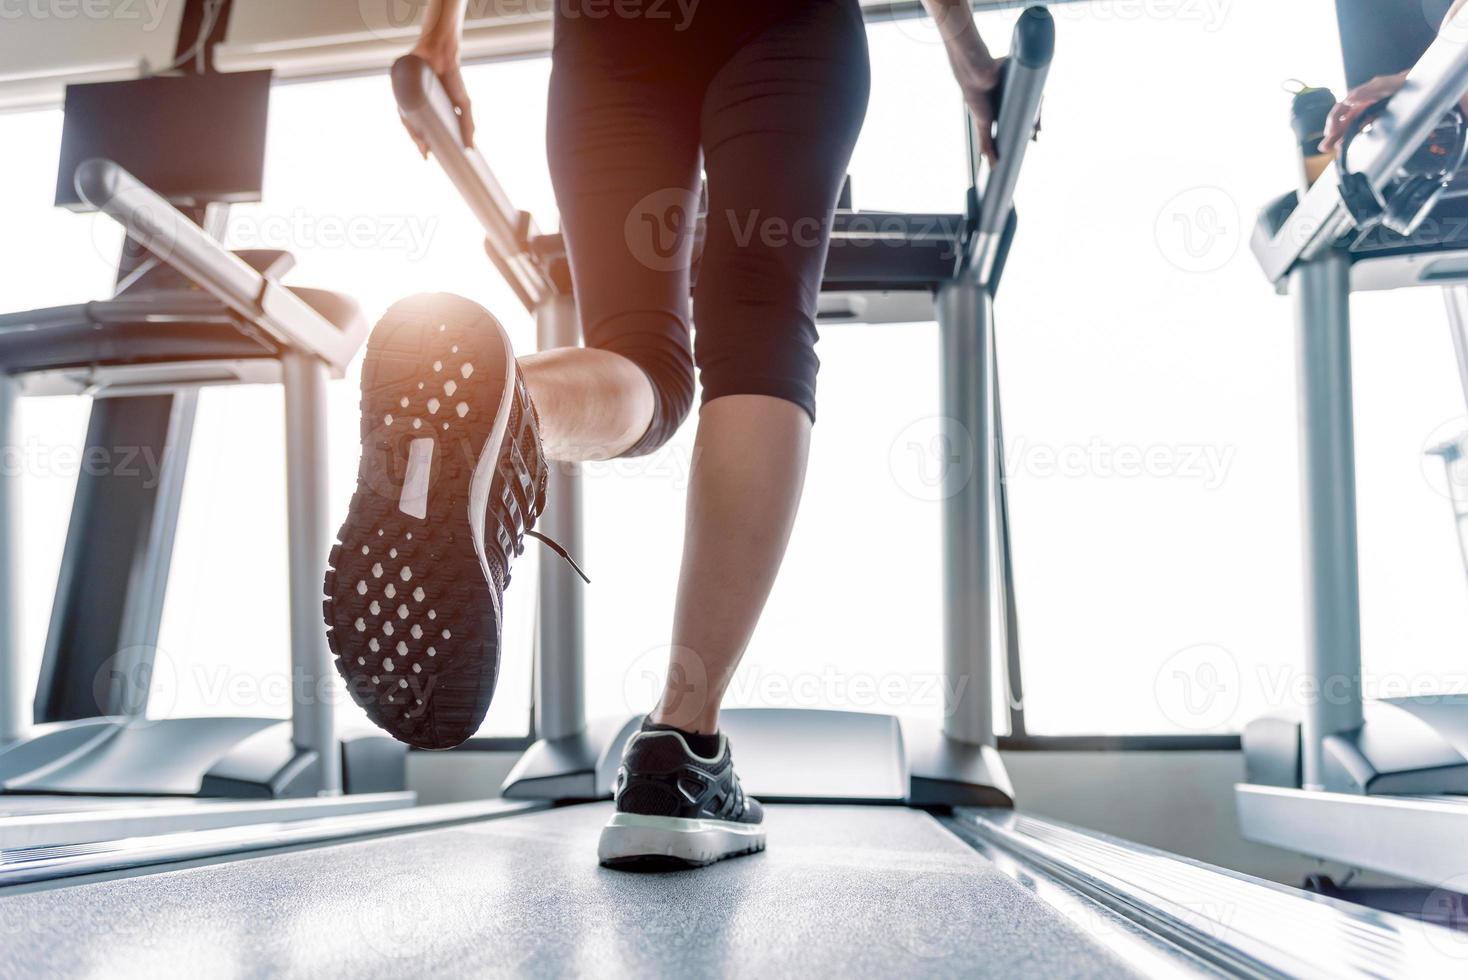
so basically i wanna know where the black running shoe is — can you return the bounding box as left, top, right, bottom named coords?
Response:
left=322, top=292, right=571, bottom=749
left=598, top=723, right=766, bottom=868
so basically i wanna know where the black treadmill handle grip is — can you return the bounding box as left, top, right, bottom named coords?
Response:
left=1011, top=6, right=1056, bottom=70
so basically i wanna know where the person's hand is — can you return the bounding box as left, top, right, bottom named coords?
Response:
left=953, top=54, right=1005, bottom=163
left=402, top=37, right=475, bottom=157
left=1320, top=72, right=1408, bottom=153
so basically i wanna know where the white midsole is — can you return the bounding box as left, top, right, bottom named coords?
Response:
left=598, top=812, right=766, bottom=864
left=467, top=317, right=520, bottom=578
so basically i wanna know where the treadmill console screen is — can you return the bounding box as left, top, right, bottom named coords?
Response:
left=55, top=70, right=272, bottom=211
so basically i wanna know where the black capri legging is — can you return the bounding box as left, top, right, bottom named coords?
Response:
left=547, top=0, right=871, bottom=455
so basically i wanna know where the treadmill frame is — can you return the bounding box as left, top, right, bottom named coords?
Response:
left=391, top=7, right=1056, bottom=805
left=0, top=374, right=19, bottom=745
left=0, top=158, right=377, bottom=800
left=1241, top=3, right=1468, bottom=882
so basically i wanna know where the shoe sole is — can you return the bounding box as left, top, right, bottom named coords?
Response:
left=322, top=292, right=533, bottom=749
left=598, top=813, right=767, bottom=869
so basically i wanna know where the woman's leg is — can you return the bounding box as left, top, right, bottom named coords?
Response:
left=519, top=348, right=653, bottom=462
left=542, top=20, right=702, bottom=464
left=649, top=0, right=872, bottom=734
left=651, top=395, right=811, bottom=733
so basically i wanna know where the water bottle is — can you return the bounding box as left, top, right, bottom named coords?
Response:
left=1291, top=84, right=1338, bottom=194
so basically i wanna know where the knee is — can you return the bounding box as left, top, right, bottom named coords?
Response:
left=695, top=311, right=820, bottom=424
left=590, top=327, right=695, bottom=457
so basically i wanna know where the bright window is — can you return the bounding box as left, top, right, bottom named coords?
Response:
left=9, top=0, right=1468, bottom=740
left=993, top=0, right=1342, bottom=734
left=156, top=60, right=554, bottom=734
left=989, top=0, right=1466, bottom=734
left=0, top=108, right=116, bottom=718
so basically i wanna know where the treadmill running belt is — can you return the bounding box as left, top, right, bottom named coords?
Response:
left=0, top=805, right=1143, bottom=978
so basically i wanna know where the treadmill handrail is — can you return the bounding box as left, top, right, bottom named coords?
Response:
left=391, top=54, right=555, bottom=312
left=1254, top=4, right=1468, bottom=284
left=0, top=295, right=244, bottom=334
left=963, top=6, right=1054, bottom=287
left=73, top=159, right=363, bottom=371
left=392, top=10, right=1058, bottom=304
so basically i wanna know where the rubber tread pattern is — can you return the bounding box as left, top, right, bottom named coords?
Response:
left=322, top=293, right=547, bottom=749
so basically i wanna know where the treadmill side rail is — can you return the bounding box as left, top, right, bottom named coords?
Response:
left=963, top=807, right=1468, bottom=976
left=0, top=376, right=20, bottom=745
left=73, top=159, right=366, bottom=373
left=0, top=799, right=534, bottom=889
left=1237, top=784, right=1468, bottom=887
left=0, top=792, right=416, bottom=851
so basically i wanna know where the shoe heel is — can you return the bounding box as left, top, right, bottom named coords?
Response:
left=598, top=813, right=767, bottom=869
left=323, top=293, right=521, bottom=749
